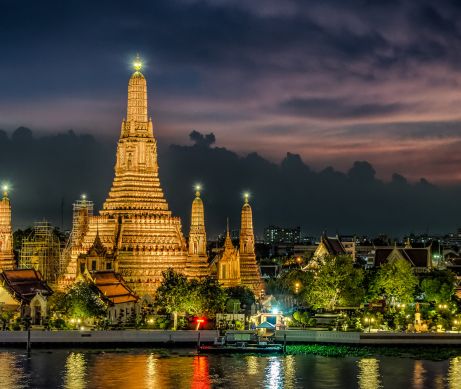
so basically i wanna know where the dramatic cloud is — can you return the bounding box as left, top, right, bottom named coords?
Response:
left=2, top=128, right=461, bottom=238
left=2, top=1, right=461, bottom=195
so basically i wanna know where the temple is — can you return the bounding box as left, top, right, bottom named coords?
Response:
left=58, top=57, right=264, bottom=298
left=237, top=194, right=265, bottom=296
left=211, top=195, right=265, bottom=296
left=0, top=186, right=15, bottom=270
left=212, top=221, right=241, bottom=287
left=60, top=57, right=188, bottom=296
left=186, top=186, right=209, bottom=278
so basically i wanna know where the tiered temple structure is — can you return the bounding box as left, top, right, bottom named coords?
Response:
left=60, top=58, right=188, bottom=296
left=0, top=186, right=15, bottom=270
left=59, top=57, right=264, bottom=298
left=238, top=194, right=264, bottom=296
left=186, top=186, right=209, bottom=278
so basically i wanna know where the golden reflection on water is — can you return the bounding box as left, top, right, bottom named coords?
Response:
left=283, top=355, right=296, bottom=389
left=247, top=355, right=259, bottom=375
left=412, top=360, right=426, bottom=389
left=145, top=353, right=157, bottom=389
left=0, top=353, right=24, bottom=389
left=357, top=358, right=382, bottom=389
left=448, top=356, right=461, bottom=389
left=64, top=352, right=86, bottom=389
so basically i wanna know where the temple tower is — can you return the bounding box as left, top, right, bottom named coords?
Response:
left=0, top=186, right=15, bottom=270
left=60, top=57, right=188, bottom=295
left=238, top=194, right=264, bottom=296
left=186, top=186, right=209, bottom=278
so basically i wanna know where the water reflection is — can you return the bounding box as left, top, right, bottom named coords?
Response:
left=448, top=356, right=461, bottom=388
left=412, top=360, right=426, bottom=389
left=191, top=355, right=210, bottom=389
left=247, top=355, right=259, bottom=375
left=357, top=358, right=382, bottom=389
left=265, top=356, right=282, bottom=389
left=145, top=353, right=157, bottom=388
left=0, top=349, right=459, bottom=388
left=0, top=352, right=27, bottom=389
left=283, top=355, right=296, bottom=389
left=64, top=352, right=86, bottom=389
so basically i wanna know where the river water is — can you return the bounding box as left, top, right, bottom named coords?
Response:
left=0, top=348, right=460, bottom=388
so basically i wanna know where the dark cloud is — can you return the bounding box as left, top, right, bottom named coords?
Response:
left=2, top=128, right=461, bottom=238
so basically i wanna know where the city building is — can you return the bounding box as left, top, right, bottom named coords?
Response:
left=264, top=225, right=301, bottom=244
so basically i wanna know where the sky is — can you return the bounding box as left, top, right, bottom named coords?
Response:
left=2, top=0, right=461, bottom=236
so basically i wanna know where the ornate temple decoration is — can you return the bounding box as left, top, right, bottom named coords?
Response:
left=238, top=194, right=265, bottom=296
left=212, top=222, right=241, bottom=288
left=0, top=186, right=15, bottom=270
left=186, top=186, right=209, bottom=278
left=60, top=57, right=188, bottom=296
left=77, top=230, right=117, bottom=275
left=59, top=57, right=265, bottom=299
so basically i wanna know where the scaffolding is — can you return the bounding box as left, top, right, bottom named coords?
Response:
left=19, top=221, right=62, bottom=283
left=59, top=198, right=94, bottom=275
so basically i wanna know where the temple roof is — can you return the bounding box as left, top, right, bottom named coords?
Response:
left=320, top=234, right=346, bottom=256
left=88, top=270, right=138, bottom=305
left=374, top=247, right=430, bottom=268
left=0, top=269, right=53, bottom=303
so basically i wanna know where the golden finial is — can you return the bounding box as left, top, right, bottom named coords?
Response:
left=243, top=192, right=250, bottom=204
left=195, top=184, right=201, bottom=197
left=133, top=54, right=143, bottom=72
left=81, top=193, right=87, bottom=202
left=2, top=184, right=8, bottom=198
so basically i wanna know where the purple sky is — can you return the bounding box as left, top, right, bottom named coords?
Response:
left=2, top=0, right=461, bottom=183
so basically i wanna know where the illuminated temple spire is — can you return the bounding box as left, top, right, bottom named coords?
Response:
left=127, top=54, right=148, bottom=123
left=186, top=185, right=209, bottom=278
left=239, top=193, right=254, bottom=255
left=60, top=56, right=189, bottom=296
left=239, top=193, right=264, bottom=295
left=0, top=185, right=15, bottom=270
left=101, top=55, right=168, bottom=215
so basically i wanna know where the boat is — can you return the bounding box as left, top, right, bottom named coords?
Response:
left=197, top=332, right=285, bottom=354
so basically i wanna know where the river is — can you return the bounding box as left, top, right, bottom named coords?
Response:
left=0, top=348, right=460, bottom=388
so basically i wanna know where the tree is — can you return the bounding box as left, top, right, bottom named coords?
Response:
left=420, top=270, right=456, bottom=304
left=225, top=286, right=256, bottom=313
left=196, top=277, right=227, bottom=317
left=64, top=282, right=107, bottom=320
left=371, top=257, right=418, bottom=307
left=155, top=269, right=191, bottom=330
left=305, top=255, right=364, bottom=310
left=155, top=271, right=227, bottom=328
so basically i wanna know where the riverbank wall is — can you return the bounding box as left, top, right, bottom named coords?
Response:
left=0, top=330, right=218, bottom=347
left=1, top=330, right=461, bottom=347
left=274, top=330, right=461, bottom=345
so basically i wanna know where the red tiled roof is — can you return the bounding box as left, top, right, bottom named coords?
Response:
left=88, top=271, right=138, bottom=305
left=0, top=269, right=53, bottom=302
